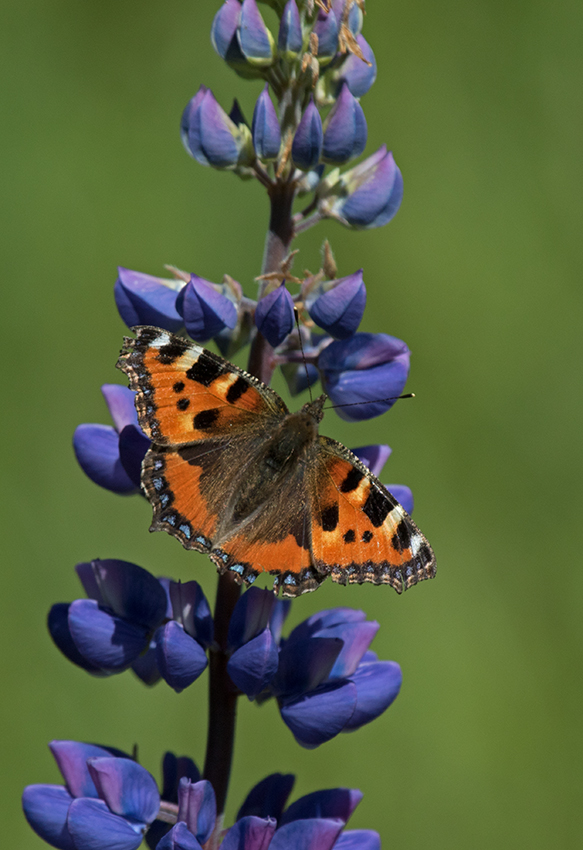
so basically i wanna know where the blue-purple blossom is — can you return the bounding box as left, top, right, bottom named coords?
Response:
left=211, top=0, right=242, bottom=62
left=73, top=384, right=149, bottom=494
left=270, top=608, right=402, bottom=748
left=227, top=588, right=279, bottom=698
left=254, top=282, right=295, bottom=347
left=313, top=9, right=339, bottom=64
left=176, top=274, right=238, bottom=341
left=22, top=742, right=159, bottom=850
left=307, top=270, right=366, bottom=339
left=322, top=83, right=367, bottom=165
left=238, top=0, right=274, bottom=67
left=146, top=754, right=201, bottom=850
left=252, top=85, right=282, bottom=160
left=291, top=98, right=323, bottom=171
left=156, top=581, right=213, bottom=692
left=278, top=0, right=303, bottom=60
left=318, top=332, right=410, bottom=421
left=181, top=87, right=253, bottom=169
left=115, top=268, right=184, bottom=332
left=319, top=146, right=403, bottom=230
left=335, top=35, right=377, bottom=98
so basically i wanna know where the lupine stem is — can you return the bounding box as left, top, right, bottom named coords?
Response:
left=203, top=178, right=296, bottom=814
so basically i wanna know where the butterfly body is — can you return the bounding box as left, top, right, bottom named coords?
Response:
left=118, top=326, right=436, bottom=597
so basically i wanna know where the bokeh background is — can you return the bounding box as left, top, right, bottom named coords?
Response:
left=2, top=0, right=582, bottom=847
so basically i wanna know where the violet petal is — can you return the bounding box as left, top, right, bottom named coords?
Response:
left=73, top=424, right=137, bottom=494
left=156, top=622, right=208, bottom=692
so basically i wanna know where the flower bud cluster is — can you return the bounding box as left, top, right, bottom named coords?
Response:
left=179, top=0, right=400, bottom=231
left=23, top=742, right=380, bottom=850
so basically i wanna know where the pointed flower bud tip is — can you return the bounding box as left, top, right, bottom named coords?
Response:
left=292, top=98, right=323, bottom=171
left=176, top=274, right=238, bottom=341
left=254, top=282, right=295, bottom=348
left=252, top=85, right=281, bottom=160
left=322, top=83, right=367, bottom=165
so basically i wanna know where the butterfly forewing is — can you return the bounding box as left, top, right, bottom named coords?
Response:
left=309, top=438, right=436, bottom=593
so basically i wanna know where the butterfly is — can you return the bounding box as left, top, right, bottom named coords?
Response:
left=117, top=326, right=436, bottom=597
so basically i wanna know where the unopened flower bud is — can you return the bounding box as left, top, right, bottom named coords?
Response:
left=322, top=82, right=367, bottom=164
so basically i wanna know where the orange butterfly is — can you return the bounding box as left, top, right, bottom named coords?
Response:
left=117, top=326, right=436, bottom=597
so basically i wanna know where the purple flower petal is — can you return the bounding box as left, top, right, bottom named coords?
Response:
left=252, top=85, right=281, bottom=160
left=307, top=271, right=366, bottom=339
left=351, top=444, right=392, bottom=478
left=221, top=816, right=277, bottom=850
left=334, top=148, right=403, bottom=230
left=280, top=681, right=357, bottom=748
left=156, top=622, right=208, bottom=692
left=114, top=268, right=183, bottom=332
left=101, top=384, right=139, bottom=432
left=68, top=599, right=149, bottom=672
left=269, top=599, right=291, bottom=644
left=237, top=773, right=295, bottom=821
left=77, top=559, right=168, bottom=630
left=292, top=98, right=323, bottom=171
left=50, top=741, right=114, bottom=798
left=177, top=779, right=216, bottom=845
left=228, top=628, right=279, bottom=697
left=313, top=9, right=339, bottom=62
left=280, top=787, right=362, bottom=826
left=130, top=643, right=161, bottom=686
left=270, top=818, right=344, bottom=850
left=118, top=424, right=150, bottom=488
left=274, top=636, right=343, bottom=697
left=169, top=581, right=213, bottom=648
left=211, top=0, right=241, bottom=61
left=229, top=586, right=276, bottom=649
left=238, top=0, right=274, bottom=67
left=316, top=621, right=379, bottom=680
left=254, top=282, right=295, bottom=347
left=67, top=797, right=145, bottom=850
left=161, top=753, right=201, bottom=803
left=286, top=608, right=366, bottom=644
left=385, top=484, right=414, bottom=515
left=176, top=274, right=237, bottom=341
left=156, top=822, right=204, bottom=850
left=335, top=830, right=381, bottom=850
left=48, top=603, right=106, bottom=674
left=322, top=83, right=367, bottom=165
left=184, top=89, right=242, bottom=168
left=73, top=424, right=137, bottom=494
left=344, top=660, right=402, bottom=730
left=278, top=0, right=302, bottom=59
left=87, top=757, right=159, bottom=824
left=22, top=784, right=75, bottom=850
left=337, top=35, right=376, bottom=98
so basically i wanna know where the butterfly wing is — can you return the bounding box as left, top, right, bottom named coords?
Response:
left=309, top=437, right=436, bottom=593
left=117, top=326, right=290, bottom=557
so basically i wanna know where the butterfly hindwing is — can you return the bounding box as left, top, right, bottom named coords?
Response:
left=117, top=326, right=288, bottom=446
left=309, top=438, right=436, bottom=593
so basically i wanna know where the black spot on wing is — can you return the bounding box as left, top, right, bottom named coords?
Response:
left=363, top=487, right=394, bottom=528
left=226, top=375, right=249, bottom=404
left=194, top=408, right=220, bottom=430
left=391, top=520, right=412, bottom=553
left=320, top=504, right=339, bottom=532
left=173, top=381, right=185, bottom=393
left=186, top=352, right=225, bottom=386
left=362, top=530, right=373, bottom=543
left=343, top=529, right=356, bottom=544
left=157, top=337, right=189, bottom=364
left=177, top=398, right=190, bottom=411
left=340, top=467, right=365, bottom=493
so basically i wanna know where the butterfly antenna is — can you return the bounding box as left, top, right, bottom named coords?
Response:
left=326, top=393, right=415, bottom=410
left=294, top=307, right=313, bottom=403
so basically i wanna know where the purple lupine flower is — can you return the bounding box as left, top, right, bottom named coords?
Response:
left=254, top=282, right=295, bottom=347
left=156, top=581, right=213, bottom=692
left=313, top=8, right=339, bottom=64
left=352, top=445, right=414, bottom=514
left=278, top=0, right=303, bottom=60
left=238, top=0, right=274, bottom=67
left=48, top=560, right=168, bottom=677
left=227, top=588, right=279, bottom=698
left=271, top=608, right=402, bottom=748
left=336, top=35, right=377, bottom=98
left=181, top=87, right=254, bottom=168
left=318, top=332, right=410, bottom=421
left=252, top=85, right=281, bottom=161
left=306, top=270, right=366, bottom=339
left=73, top=384, right=149, bottom=494
left=318, top=146, right=403, bottom=230
left=114, top=267, right=183, bottom=332
left=146, top=753, right=201, bottom=850
left=22, top=742, right=159, bottom=850
left=322, top=83, right=367, bottom=164
left=211, top=0, right=242, bottom=62
left=291, top=98, right=323, bottom=171
left=175, top=274, right=238, bottom=341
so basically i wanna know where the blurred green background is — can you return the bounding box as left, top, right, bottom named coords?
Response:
left=2, top=0, right=582, bottom=846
